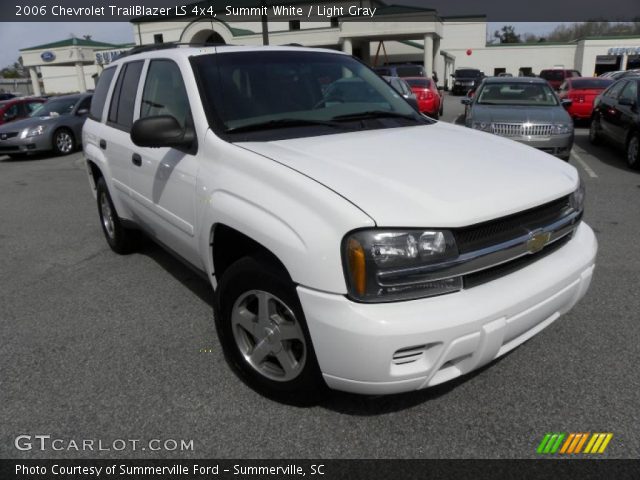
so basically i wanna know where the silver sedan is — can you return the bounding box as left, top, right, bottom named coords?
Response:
left=0, top=93, right=92, bottom=159
left=463, top=78, right=574, bottom=160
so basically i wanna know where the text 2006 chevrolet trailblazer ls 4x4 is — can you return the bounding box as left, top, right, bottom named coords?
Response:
left=82, top=45, right=597, bottom=403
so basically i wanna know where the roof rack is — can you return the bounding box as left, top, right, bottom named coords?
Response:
left=115, top=42, right=229, bottom=60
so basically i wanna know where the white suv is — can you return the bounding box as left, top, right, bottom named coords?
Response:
left=83, top=44, right=597, bottom=403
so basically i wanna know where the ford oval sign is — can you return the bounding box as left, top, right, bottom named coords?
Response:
left=41, top=51, right=55, bottom=62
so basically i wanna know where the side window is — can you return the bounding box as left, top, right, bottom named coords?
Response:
left=26, top=102, right=42, bottom=113
left=619, top=81, right=637, bottom=104
left=140, top=59, right=191, bottom=129
left=77, top=96, right=92, bottom=112
left=90, top=66, right=116, bottom=121
left=604, top=81, right=626, bottom=99
left=108, top=61, right=144, bottom=131
left=2, top=104, right=19, bottom=121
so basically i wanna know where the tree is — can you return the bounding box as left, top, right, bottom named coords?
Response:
left=0, top=58, right=27, bottom=79
left=494, top=25, right=521, bottom=44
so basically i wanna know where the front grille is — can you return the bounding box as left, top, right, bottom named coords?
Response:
left=492, top=123, right=554, bottom=137
left=453, top=195, right=573, bottom=254
left=0, top=132, right=19, bottom=140
left=463, top=233, right=572, bottom=289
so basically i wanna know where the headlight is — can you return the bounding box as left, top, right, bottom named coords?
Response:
left=552, top=123, right=572, bottom=135
left=21, top=125, right=45, bottom=138
left=343, top=229, right=462, bottom=302
left=472, top=122, right=492, bottom=132
left=569, top=177, right=585, bottom=212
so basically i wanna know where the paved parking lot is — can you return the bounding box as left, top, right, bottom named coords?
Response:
left=1, top=92, right=639, bottom=459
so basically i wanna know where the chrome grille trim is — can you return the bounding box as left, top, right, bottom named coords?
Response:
left=376, top=210, right=581, bottom=287
left=492, top=123, right=554, bottom=137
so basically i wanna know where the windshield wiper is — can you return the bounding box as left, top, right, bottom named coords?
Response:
left=331, top=110, right=419, bottom=122
left=224, top=118, right=352, bottom=133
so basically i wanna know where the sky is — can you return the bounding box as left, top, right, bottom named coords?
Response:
left=0, top=21, right=568, bottom=71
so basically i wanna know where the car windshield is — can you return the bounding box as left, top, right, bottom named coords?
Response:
left=455, top=70, right=481, bottom=78
left=192, top=51, right=424, bottom=136
left=476, top=82, right=559, bottom=106
left=30, top=98, right=77, bottom=117
left=570, top=78, right=613, bottom=89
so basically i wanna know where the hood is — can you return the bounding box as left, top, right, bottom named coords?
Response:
left=0, top=115, right=65, bottom=133
left=470, top=104, right=571, bottom=125
left=237, top=122, right=578, bottom=227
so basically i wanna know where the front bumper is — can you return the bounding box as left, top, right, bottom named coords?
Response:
left=0, top=134, right=52, bottom=155
left=506, top=133, right=574, bottom=159
left=298, top=222, right=596, bottom=395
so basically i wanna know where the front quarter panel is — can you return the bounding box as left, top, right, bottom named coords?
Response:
left=197, top=130, right=375, bottom=294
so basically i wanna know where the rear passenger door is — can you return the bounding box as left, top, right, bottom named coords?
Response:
left=127, top=59, right=199, bottom=265
left=103, top=61, right=144, bottom=200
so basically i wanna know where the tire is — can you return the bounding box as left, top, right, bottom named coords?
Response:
left=96, top=177, right=138, bottom=254
left=52, top=128, right=75, bottom=155
left=215, top=256, right=326, bottom=405
left=627, top=133, right=640, bottom=170
left=589, top=115, right=602, bottom=145
left=439, top=100, right=444, bottom=117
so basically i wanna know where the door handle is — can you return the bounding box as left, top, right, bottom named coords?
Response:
left=132, top=153, right=142, bottom=167
left=99, top=139, right=107, bottom=150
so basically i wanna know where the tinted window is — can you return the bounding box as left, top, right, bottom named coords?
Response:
left=77, top=96, right=92, bottom=112
left=140, top=60, right=191, bottom=129
left=405, top=78, right=430, bottom=88
left=108, top=61, right=143, bottom=131
left=540, top=70, right=565, bottom=81
left=604, top=81, right=627, bottom=99
left=90, top=67, right=116, bottom=121
left=570, top=78, right=613, bottom=90
left=396, top=65, right=424, bottom=77
left=455, top=69, right=481, bottom=78
left=619, top=81, right=638, bottom=104
left=2, top=104, right=19, bottom=121
left=26, top=101, right=43, bottom=112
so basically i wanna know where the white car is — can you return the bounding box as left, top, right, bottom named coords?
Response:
left=83, top=44, right=597, bottom=403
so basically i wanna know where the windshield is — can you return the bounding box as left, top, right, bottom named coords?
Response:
left=455, top=70, right=481, bottom=78
left=395, top=66, right=424, bottom=77
left=30, top=98, right=77, bottom=117
left=476, top=82, right=559, bottom=106
left=192, top=51, right=423, bottom=137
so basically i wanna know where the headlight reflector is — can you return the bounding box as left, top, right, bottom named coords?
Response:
left=569, top=178, right=585, bottom=212
left=343, top=229, right=461, bottom=302
left=552, top=123, right=572, bottom=135
left=472, top=122, right=492, bottom=132
left=21, top=125, right=45, bottom=138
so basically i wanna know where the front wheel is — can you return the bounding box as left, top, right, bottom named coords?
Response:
left=627, top=133, right=640, bottom=170
left=215, top=256, right=326, bottom=404
left=52, top=128, right=75, bottom=155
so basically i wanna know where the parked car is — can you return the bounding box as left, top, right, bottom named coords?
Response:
left=557, top=77, right=614, bottom=121
left=451, top=68, right=484, bottom=95
left=589, top=77, right=640, bottom=169
left=599, top=70, right=626, bottom=80
left=0, top=93, right=91, bottom=158
left=616, top=69, right=640, bottom=79
left=83, top=45, right=596, bottom=402
left=0, top=92, right=16, bottom=101
left=373, top=63, right=425, bottom=78
left=539, top=69, right=581, bottom=91
left=404, top=76, right=443, bottom=118
left=463, top=77, right=574, bottom=160
left=497, top=73, right=513, bottom=77
left=382, top=76, right=419, bottom=111
left=0, top=97, right=46, bottom=126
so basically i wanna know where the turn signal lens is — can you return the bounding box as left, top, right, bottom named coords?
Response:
left=347, top=238, right=366, bottom=296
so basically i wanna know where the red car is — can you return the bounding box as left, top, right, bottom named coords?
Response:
left=558, top=77, right=614, bottom=121
left=0, top=97, right=46, bottom=126
left=403, top=77, right=443, bottom=119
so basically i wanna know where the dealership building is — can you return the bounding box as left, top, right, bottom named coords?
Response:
left=19, top=0, right=640, bottom=94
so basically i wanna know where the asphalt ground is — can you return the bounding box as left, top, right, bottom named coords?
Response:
left=1, top=92, right=638, bottom=459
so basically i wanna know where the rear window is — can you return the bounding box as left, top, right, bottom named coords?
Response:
left=90, top=67, right=116, bottom=121
left=570, top=78, right=613, bottom=90
left=540, top=70, right=565, bottom=81
left=396, top=66, right=424, bottom=77
left=405, top=78, right=430, bottom=88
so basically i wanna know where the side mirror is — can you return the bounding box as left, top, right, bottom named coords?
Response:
left=461, top=97, right=472, bottom=106
left=131, top=115, right=194, bottom=150
left=76, top=108, right=89, bottom=116
left=561, top=99, right=573, bottom=108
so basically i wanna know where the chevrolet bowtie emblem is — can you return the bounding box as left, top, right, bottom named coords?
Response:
left=527, top=230, right=551, bottom=254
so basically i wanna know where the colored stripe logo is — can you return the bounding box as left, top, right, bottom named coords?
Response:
left=537, top=433, right=613, bottom=454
